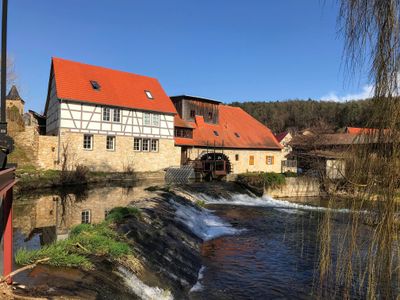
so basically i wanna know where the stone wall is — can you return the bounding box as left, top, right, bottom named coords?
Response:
left=37, top=135, right=59, bottom=169
left=14, top=126, right=39, bottom=154
left=185, top=147, right=285, bottom=174
left=265, top=177, right=321, bottom=198
left=36, top=130, right=181, bottom=172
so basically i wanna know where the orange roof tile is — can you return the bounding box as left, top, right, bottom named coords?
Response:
left=174, top=115, right=194, bottom=128
left=345, top=127, right=389, bottom=135
left=175, top=105, right=282, bottom=149
left=50, top=57, right=177, bottom=114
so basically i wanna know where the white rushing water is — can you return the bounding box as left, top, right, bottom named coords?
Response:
left=117, top=266, right=174, bottom=300
left=189, top=266, right=205, bottom=293
left=197, top=193, right=356, bottom=213
left=172, top=200, right=242, bottom=241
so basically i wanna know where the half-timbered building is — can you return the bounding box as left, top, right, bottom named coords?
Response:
left=40, top=58, right=180, bottom=171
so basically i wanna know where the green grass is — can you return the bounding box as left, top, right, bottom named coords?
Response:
left=15, top=206, right=139, bottom=270
left=195, top=200, right=206, bottom=208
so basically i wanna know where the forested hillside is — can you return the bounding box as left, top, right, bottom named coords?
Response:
left=230, top=99, right=373, bottom=133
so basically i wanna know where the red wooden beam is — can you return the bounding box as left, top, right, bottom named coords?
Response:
left=0, top=167, right=16, bottom=284
left=3, top=187, right=12, bottom=284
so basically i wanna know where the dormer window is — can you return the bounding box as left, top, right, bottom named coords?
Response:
left=145, top=90, right=153, bottom=99
left=235, top=132, right=240, bottom=138
left=90, top=80, right=101, bottom=90
left=213, top=130, right=219, bottom=136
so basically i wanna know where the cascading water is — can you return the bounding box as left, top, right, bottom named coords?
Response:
left=196, top=192, right=363, bottom=213
left=117, top=266, right=173, bottom=300
left=172, top=198, right=242, bottom=241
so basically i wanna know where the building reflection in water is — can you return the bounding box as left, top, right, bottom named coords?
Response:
left=13, top=182, right=158, bottom=247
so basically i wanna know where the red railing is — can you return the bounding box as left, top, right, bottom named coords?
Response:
left=0, top=167, right=16, bottom=284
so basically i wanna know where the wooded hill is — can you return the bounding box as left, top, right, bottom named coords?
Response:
left=230, top=99, right=373, bottom=134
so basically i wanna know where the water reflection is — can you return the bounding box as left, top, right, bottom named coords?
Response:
left=13, top=181, right=161, bottom=249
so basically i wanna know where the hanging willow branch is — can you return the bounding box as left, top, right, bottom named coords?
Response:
left=317, top=1, right=400, bottom=299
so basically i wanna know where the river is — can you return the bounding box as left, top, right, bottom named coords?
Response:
left=11, top=182, right=375, bottom=299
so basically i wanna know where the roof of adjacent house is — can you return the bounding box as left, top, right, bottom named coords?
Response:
left=170, top=95, right=221, bottom=104
left=49, top=57, right=177, bottom=114
left=275, top=131, right=289, bottom=142
left=345, top=126, right=389, bottom=135
left=7, top=85, right=24, bottom=103
left=346, top=127, right=370, bottom=134
left=175, top=105, right=282, bottom=150
left=174, top=115, right=194, bottom=128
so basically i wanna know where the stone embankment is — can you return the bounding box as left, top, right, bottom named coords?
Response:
left=265, top=177, right=321, bottom=198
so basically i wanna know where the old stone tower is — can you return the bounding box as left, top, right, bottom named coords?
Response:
left=6, top=85, right=25, bottom=115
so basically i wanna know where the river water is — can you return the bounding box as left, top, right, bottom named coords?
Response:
left=12, top=183, right=374, bottom=299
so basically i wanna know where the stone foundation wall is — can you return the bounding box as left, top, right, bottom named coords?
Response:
left=37, top=130, right=181, bottom=172
left=185, top=147, right=285, bottom=174
left=265, top=177, right=320, bottom=198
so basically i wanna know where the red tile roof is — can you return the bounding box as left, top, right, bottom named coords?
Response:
left=50, top=57, right=177, bottom=114
left=175, top=105, right=282, bottom=150
left=346, top=127, right=370, bottom=134
left=174, top=115, right=194, bottom=128
left=345, top=127, right=389, bottom=135
left=275, top=131, right=288, bottom=142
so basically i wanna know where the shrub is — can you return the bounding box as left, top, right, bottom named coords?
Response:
left=283, top=171, right=297, bottom=177
left=237, top=172, right=286, bottom=189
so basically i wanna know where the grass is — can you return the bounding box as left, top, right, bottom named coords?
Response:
left=15, top=206, right=140, bottom=270
left=8, top=144, right=34, bottom=167
left=195, top=199, right=206, bottom=208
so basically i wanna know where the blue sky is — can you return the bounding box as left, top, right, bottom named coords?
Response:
left=9, top=0, right=371, bottom=113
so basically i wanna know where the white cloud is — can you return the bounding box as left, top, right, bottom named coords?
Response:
left=320, top=84, right=374, bottom=102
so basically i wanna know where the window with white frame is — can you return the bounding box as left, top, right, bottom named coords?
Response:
left=103, top=107, right=111, bottom=121
left=142, top=139, right=150, bottom=151
left=152, top=114, right=160, bottom=126
left=145, top=90, right=154, bottom=99
left=144, top=113, right=151, bottom=126
left=83, top=134, right=93, bottom=150
left=133, top=138, right=142, bottom=151
left=113, top=108, right=121, bottom=123
left=81, top=210, right=91, bottom=224
left=106, top=136, right=115, bottom=151
left=151, top=139, right=159, bottom=152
